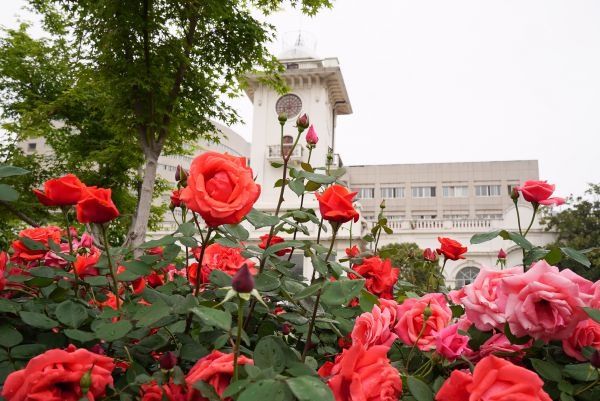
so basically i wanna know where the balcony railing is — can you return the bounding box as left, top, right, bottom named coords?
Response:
left=267, top=144, right=305, bottom=161
left=374, top=218, right=497, bottom=232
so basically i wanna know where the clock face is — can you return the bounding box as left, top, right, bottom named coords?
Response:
left=275, top=94, right=302, bottom=119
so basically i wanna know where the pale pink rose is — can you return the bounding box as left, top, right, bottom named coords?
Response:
left=351, top=305, right=398, bottom=349
left=592, top=281, right=600, bottom=309
left=435, top=324, right=471, bottom=361
left=455, top=266, right=523, bottom=331
left=78, top=233, right=95, bottom=249
left=499, top=260, right=587, bottom=341
left=560, top=269, right=596, bottom=306
left=562, top=319, right=600, bottom=361
left=448, top=287, right=466, bottom=304
left=394, top=293, right=452, bottom=351
left=478, top=333, right=532, bottom=361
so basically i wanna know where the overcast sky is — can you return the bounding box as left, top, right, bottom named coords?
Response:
left=2, top=1, right=599, bottom=197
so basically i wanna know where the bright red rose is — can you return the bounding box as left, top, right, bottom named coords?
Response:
left=318, top=344, right=402, bottom=401
left=2, top=344, right=115, bottom=401
left=180, top=152, right=260, bottom=227
left=348, top=256, right=399, bottom=299
left=436, top=237, right=467, bottom=260
left=394, top=293, right=452, bottom=351
left=259, top=234, right=291, bottom=256
left=423, top=248, right=438, bottom=262
left=140, top=381, right=186, bottom=401
left=187, top=243, right=256, bottom=285
left=562, top=319, right=600, bottom=361
left=345, top=245, right=360, bottom=258
left=117, top=266, right=146, bottom=295
left=33, top=174, right=86, bottom=207
left=186, top=350, right=253, bottom=401
left=11, top=226, right=62, bottom=264
left=435, top=355, right=551, bottom=401
left=316, top=185, right=359, bottom=224
left=73, top=248, right=101, bottom=277
left=170, top=189, right=183, bottom=208
left=515, top=180, right=565, bottom=206
left=76, top=187, right=119, bottom=224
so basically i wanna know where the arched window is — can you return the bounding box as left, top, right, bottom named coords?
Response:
left=455, top=266, right=480, bottom=289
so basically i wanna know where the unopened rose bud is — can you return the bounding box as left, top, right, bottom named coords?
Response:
left=281, top=323, right=292, bottom=335
left=89, top=344, right=105, bottom=355
left=175, top=165, right=187, bottom=182
left=380, top=200, right=386, bottom=210
left=497, top=248, right=507, bottom=259
left=278, top=112, right=288, bottom=123
left=305, top=125, right=318, bottom=145
left=423, top=305, right=433, bottom=320
left=510, top=187, right=520, bottom=201
left=232, top=264, right=254, bottom=293
left=423, top=248, right=438, bottom=262
left=296, top=113, right=309, bottom=130
left=159, top=351, right=178, bottom=370
left=80, top=369, right=92, bottom=395
left=591, top=350, right=600, bottom=368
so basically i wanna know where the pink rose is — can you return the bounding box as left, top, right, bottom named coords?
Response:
left=562, top=319, right=600, bottom=361
left=478, top=333, right=532, bottom=361
left=454, top=266, right=523, bottom=331
left=435, top=324, right=470, bottom=361
left=515, top=180, right=565, bottom=206
left=560, top=269, right=596, bottom=306
left=499, top=260, right=587, bottom=341
left=592, top=281, right=600, bottom=309
left=351, top=305, right=398, bottom=349
left=378, top=298, right=401, bottom=327
left=394, top=293, right=452, bottom=351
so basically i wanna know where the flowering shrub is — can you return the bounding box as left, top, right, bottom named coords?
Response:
left=0, top=115, right=598, bottom=401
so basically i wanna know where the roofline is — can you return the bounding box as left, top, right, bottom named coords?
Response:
left=346, top=159, right=539, bottom=168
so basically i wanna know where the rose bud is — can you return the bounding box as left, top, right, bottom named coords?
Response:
left=281, top=323, right=292, bottom=335
left=80, top=369, right=92, bottom=395
left=89, top=344, right=105, bottom=355
left=423, top=248, right=438, bottom=262
left=232, top=263, right=254, bottom=293
left=159, top=351, right=178, bottom=370
left=380, top=199, right=386, bottom=210
left=278, top=112, right=288, bottom=123
left=175, top=165, right=188, bottom=182
left=305, top=125, right=318, bottom=145
left=497, top=248, right=507, bottom=259
left=591, top=350, right=600, bottom=369
left=296, top=113, right=309, bottom=130
left=510, top=187, right=520, bottom=201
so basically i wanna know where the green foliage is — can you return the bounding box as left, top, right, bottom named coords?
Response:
left=379, top=242, right=444, bottom=293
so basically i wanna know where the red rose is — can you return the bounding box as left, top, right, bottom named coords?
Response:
left=349, top=256, right=399, bottom=299
left=73, top=247, right=101, bottom=277
left=187, top=243, right=256, bottom=285
left=423, top=248, right=438, bottom=262
left=515, top=180, right=565, bottom=206
left=318, top=344, right=402, bottom=401
left=76, top=186, right=119, bottom=224
left=33, top=174, right=86, bottom=207
left=170, top=189, right=182, bottom=208
left=345, top=245, right=360, bottom=258
left=436, top=237, right=467, bottom=260
left=435, top=355, right=551, bottom=401
left=1, top=345, right=115, bottom=401
left=315, top=184, right=359, bottom=224
left=140, top=381, right=186, bottom=401
left=11, top=226, right=62, bottom=264
left=186, top=350, right=253, bottom=401
left=562, top=319, right=600, bottom=361
left=258, top=234, right=291, bottom=256
left=180, top=152, right=260, bottom=227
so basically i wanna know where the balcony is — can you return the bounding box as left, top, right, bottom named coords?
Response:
left=267, top=144, right=305, bottom=161
left=372, top=218, right=498, bottom=232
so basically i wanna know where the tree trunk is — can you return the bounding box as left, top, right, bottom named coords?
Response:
left=129, top=147, right=160, bottom=254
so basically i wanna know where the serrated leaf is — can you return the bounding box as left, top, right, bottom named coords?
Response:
left=93, top=320, right=132, bottom=341
left=531, top=358, right=562, bottom=382
left=407, top=376, right=433, bottom=401
left=561, top=247, right=591, bottom=268
left=64, top=329, right=97, bottom=343
left=55, top=301, right=88, bottom=328
left=238, top=379, right=289, bottom=401
left=287, top=376, right=334, bottom=401
left=254, top=336, right=286, bottom=374
left=19, top=311, right=58, bottom=330
left=190, top=306, right=231, bottom=331
left=246, top=209, right=280, bottom=228
left=0, top=325, right=22, bottom=348
left=321, top=279, right=365, bottom=306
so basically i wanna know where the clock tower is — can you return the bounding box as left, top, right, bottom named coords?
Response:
left=244, top=33, right=353, bottom=211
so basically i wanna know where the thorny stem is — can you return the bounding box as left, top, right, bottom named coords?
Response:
left=62, top=207, right=79, bottom=298
left=233, top=297, right=244, bottom=381
left=100, top=224, right=120, bottom=310
left=286, top=146, right=314, bottom=262
left=185, top=226, right=213, bottom=334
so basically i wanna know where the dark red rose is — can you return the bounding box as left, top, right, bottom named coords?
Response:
left=258, top=234, right=291, bottom=256
left=33, top=174, right=86, bottom=207
left=315, top=185, right=359, bottom=224
left=76, top=186, right=119, bottom=224
left=436, top=237, right=467, bottom=261
left=170, top=189, right=182, bottom=208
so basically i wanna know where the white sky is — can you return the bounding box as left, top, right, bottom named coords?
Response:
left=2, top=1, right=599, bottom=197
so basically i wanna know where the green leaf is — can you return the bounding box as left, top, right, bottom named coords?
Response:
left=10, top=344, right=45, bottom=359
left=19, top=311, right=59, bottom=330
left=300, top=162, right=314, bottom=173
left=531, top=358, right=562, bottom=382
left=0, top=325, right=23, bottom=348
left=222, top=379, right=250, bottom=398
left=0, top=299, right=21, bottom=314
left=0, top=165, right=29, bottom=178
left=64, top=329, right=97, bottom=343
left=120, top=260, right=152, bottom=276
left=321, top=279, right=365, bottom=305
left=499, top=231, right=533, bottom=250
left=255, top=273, right=281, bottom=292
left=238, top=380, right=289, bottom=401
left=93, top=320, right=132, bottom=342
left=583, top=307, right=600, bottom=324
left=253, top=336, right=286, bottom=374
left=298, top=172, right=336, bottom=184
left=407, top=376, right=433, bottom=401
left=359, top=290, right=378, bottom=313
left=190, top=306, right=231, bottom=331
left=246, top=209, right=280, bottom=228
left=209, top=270, right=232, bottom=287
left=561, top=247, right=591, bottom=268
left=263, top=240, right=305, bottom=257
left=470, top=230, right=502, bottom=244
left=193, top=381, right=221, bottom=401
left=544, top=247, right=563, bottom=265
left=289, top=179, right=305, bottom=196
left=55, top=301, right=88, bottom=328
left=139, top=236, right=176, bottom=249
left=18, top=236, right=47, bottom=251
left=293, top=283, right=323, bottom=301
left=503, top=323, right=531, bottom=345
left=0, top=184, right=19, bottom=202
left=287, top=376, right=334, bottom=401
left=134, top=303, right=171, bottom=327
left=304, top=181, right=321, bottom=191
left=223, top=224, right=250, bottom=241
left=563, top=363, right=599, bottom=382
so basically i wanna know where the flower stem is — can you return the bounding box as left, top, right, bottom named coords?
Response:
left=62, top=207, right=79, bottom=298
left=100, top=224, right=120, bottom=310
left=185, top=226, right=213, bottom=334
left=233, top=297, right=244, bottom=381
left=286, top=147, right=314, bottom=262
left=523, top=204, right=539, bottom=237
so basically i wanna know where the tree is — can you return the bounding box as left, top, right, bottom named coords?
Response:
left=1, top=0, right=332, bottom=250
left=542, top=183, right=600, bottom=281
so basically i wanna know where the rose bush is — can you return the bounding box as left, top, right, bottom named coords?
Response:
left=0, top=114, right=598, bottom=401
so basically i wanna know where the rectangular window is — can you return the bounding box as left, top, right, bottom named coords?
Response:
left=380, top=187, right=405, bottom=199
left=412, top=186, right=436, bottom=198
left=442, top=185, right=469, bottom=198
left=443, top=213, right=469, bottom=220
left=356, top=188, right=375, bottom=199
left=27, top=142, right=37, bottom=151
left=476, top=212, right=503, bottom=220
left=386, top=215, right=404, bottom=221
left=475, top=185, right=501, bottom=197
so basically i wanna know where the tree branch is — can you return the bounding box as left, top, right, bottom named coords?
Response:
left=0, top=200, right=40, bottom=227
